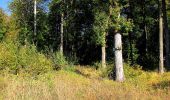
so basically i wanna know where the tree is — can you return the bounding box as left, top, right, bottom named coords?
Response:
left=93, top=0, right=117, bottom=68
left=112, top=1, right=133, bottom=82
left=113, top=4, right=125, bottom=82
left=9, top=0, right=49, bottom=49
left=128, top=0, right=160, bottom=70
left=159, top=0, right=164, bottom=74
left=59, top=0, right=65, bottom=54
left=0, top=8, right=7, bottom=40
left=93, top=11, right=108, bottom=68
left=114, top=32, right=124, bottom=82
left=60, top=12, right=64, bottom=54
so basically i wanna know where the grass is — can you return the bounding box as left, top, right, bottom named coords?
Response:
left=0, top=66, right=170, bottom=100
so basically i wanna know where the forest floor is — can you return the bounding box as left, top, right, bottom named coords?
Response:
left=0, top=65, right=170, bottom=100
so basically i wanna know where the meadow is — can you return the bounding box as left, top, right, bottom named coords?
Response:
left=0, top=65, right=170, bottom=100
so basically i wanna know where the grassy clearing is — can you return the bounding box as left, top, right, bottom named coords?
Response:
left=0, top=66, right=170, bottom=100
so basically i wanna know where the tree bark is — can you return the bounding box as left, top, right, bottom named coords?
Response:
left=162, top=0, right=170, bottom=68
left=159, top=0, right=164, bottom=74
left=102, top=46, right=106, bottom=68
left=114, top=32, right=125, bottom=82
left=60, top=13, right=64, bottom=54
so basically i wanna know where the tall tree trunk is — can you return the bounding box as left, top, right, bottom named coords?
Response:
left=114, top=32, right=125, bottom=82
left=60, top=13, right=64, bottom=54
left=34, top=0, right=37, bottom=44
left=102, top=45, right=106, bottom=68
left=162, top=0, right=170, bottom=68
left=159, top=0, right=164, bottom=74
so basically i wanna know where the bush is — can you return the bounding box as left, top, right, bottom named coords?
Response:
left=92, top=61, right=102, bottom=69
left=92, top=62, right=113, bottom=78
left=0, top=41, right=53, bottom=76
left=18, top=45, right=53, bottom=76
left=51, top=52, right=68, bottom=70
left=96, top=62, right=144, bottom=79
left=0, top=41, right=19, bottom=71
left=124, top=63, right=143, bottom=79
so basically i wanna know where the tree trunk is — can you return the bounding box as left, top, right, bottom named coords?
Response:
left=102, top=46, right=106, bottom=68
left=60, top=13, right=64, bottom=54
left=114, top=32, right=125, bottom=82
left=34, top=0, right=37, bottom=43
left=162, top=0, right=170, bottom=68
left=159, top=0, right=164, bottom=74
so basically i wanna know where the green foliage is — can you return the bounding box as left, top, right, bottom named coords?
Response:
left=19, top=45, right=53, bottom=76
left=124, top=63, right=143, bottom=79
left=97, top=63, right=143, bottom=79
left=0, top=41, right=19, bottom=71
left=92, top=61, right=102, bottom=69
left=93, top=11, right=108, bottom=46
left=9, top=0, right=49, bottom=49
left=5, top=0, right=170, bottom=74
left=109, top=2, right=133, bottom=34
left=0, top=41, right=53, bottom=76
left=0, top=9, right=7, bottom=40
left=92, top=0, right=133, bottom=47
left=167, top=0, right=170, bottom=28
left=51, top=52, right=68, bottom=69
left=99, top=64, right=113, bottom=78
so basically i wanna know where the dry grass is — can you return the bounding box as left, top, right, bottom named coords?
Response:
left=0, top=67, right=170, bottom=100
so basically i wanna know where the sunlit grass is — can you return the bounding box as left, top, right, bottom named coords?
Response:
left=0, top=66, right=170, bottom=100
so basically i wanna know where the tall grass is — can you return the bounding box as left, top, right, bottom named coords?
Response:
left=0, top=68, right=170, bottom=100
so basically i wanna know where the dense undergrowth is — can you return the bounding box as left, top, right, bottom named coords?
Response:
left=0, top=41, right=170, bottom=100
left=0, top=41, right=53, bottom=76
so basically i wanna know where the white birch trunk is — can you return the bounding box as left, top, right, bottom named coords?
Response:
left=159, top=0, right=164, bottom=73
left=60, top=13, right=64, bottom=54
left=102, top=46, right=106, bottom=68
left=114, top=33, right=125, bottom=82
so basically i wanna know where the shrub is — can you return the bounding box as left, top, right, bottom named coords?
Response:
left=51, top=52, right=68, bottom=70
left=0, top=41, right=19, bottom=72
left=0, top=41, right=53, bottom=76
left=18, top=45, right=53, bottom=76
left=96, top=62, right=144, bottom=79
left=92, top=61, right=102, bottom=69
left=124, top=63, right=143, bottom=79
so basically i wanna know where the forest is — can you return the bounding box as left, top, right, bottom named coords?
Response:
left=0, top=0, right=170, bottom=99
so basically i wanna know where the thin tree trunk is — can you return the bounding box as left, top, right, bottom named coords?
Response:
left=102, top=46, right=106, bottom=68
left=162, top=0, right=170, bottom=68
left=34, top=0, right=37, bottom=43
left=60, top=13, right=64, bottom=54
left=159, top=0, right=164, bottom=74
left=114, top=32, right=125, bottom=82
